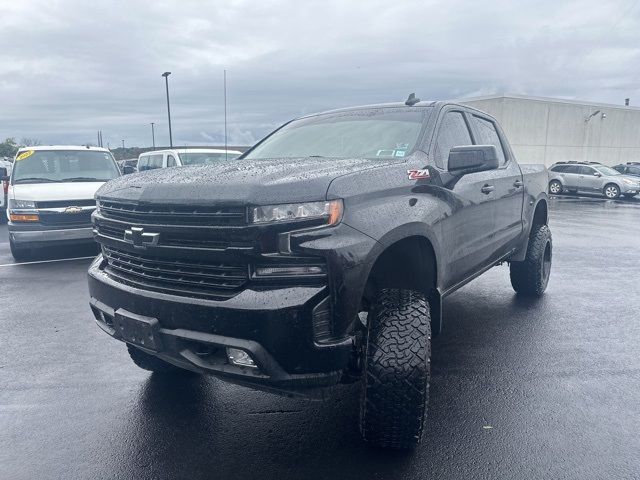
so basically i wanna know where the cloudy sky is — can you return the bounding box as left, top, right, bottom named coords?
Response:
left=1, top=0, right=639, bottom=148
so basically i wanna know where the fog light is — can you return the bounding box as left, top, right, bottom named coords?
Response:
left=255, top=265, right=325, bottom=277
left=226, top=347, right=257, bottom=368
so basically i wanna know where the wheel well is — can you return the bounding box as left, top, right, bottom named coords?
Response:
left=604, top=182, right=619, bottom=190
left=363, top=236, right=437, bottom=305
left=532, top=200, right=548, bottom=230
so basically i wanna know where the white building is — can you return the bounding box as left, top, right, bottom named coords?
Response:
left=460, top=94, right=640, bottom=167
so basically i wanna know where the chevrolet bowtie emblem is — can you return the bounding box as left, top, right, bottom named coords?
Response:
left=124, top=227, right=160, bottom=249
left=64, top=206, right=83, bottom=214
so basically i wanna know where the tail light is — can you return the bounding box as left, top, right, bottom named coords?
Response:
left=2, top=179, right=8, bottom=195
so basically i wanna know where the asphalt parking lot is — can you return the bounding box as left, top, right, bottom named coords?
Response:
left=1, top=196, right=639, bottom=480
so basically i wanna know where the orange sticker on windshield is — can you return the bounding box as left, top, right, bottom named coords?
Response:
left=16, top=150, right=34, bottom=161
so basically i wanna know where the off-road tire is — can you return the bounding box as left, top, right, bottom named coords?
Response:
left=548, top=180, right=562, bottom=195
left=127, top=343, right=198, bottom=376
left=360, top=288, right=431, bottom=449
left=10, top=239, right=31, bottom=262
left=603, top=183, right=620, bottom=199
left=510, top=224, right=552, bottom=296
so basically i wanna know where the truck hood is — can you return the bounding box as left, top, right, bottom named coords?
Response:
left=10, top=182, right=105, bottom=202
left=97, top=157, right=400, bottom=205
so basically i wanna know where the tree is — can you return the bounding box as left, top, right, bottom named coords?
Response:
left=0, top=138, right=19, bottom=157
left=19, top=137, right=41, bottom=147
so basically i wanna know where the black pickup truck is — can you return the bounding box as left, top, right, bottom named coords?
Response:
left=88, top=99, right=552, bottom=449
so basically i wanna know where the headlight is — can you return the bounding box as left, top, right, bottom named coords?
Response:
left=252, top=199, right=343, bottom=225
left=8, top=199, right=39, bottom=222
left=8, top=199, right=36, bottom=210
left=622, top=178, right=638, bottom=186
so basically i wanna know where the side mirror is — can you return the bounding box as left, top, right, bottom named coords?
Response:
left=122, top=165, right=136, bottom=175
left=593, top=172, right=602, bottom=177
left=448, top=145, right=499, bottom=175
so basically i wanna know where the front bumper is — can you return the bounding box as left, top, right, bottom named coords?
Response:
left=9, top=223, right=94, bottom=247
left=88, top=255, right=353, bottom=394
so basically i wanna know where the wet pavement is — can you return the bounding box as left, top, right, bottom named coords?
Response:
left=1, top=196, right=639, bottom=480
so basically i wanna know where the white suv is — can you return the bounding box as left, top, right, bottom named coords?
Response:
left=137, top=148, right=242, bottom=171
left=7, top=145, right=120, bottom=260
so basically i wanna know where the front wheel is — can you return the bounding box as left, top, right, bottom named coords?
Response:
left=510, top=224, right=552, bottom=296
left=548, top=180, right=563, bottom=195
left=360, top=289, right=431, bottom=449
left=10, top=239, right=32, bottom=262
left=603, top=183, right=620, bottom=199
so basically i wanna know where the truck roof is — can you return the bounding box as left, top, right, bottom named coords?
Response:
left=15, top=145, right=111, bottom=153
left=301, top=100, right=492, bottom=120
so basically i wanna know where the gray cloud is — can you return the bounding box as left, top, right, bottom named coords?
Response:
left=1, top=0, right=639, bottom=148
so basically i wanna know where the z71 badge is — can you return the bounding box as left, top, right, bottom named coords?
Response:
left=407, top=169, right=430, bottom=180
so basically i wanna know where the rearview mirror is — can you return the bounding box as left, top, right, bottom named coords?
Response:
left=448, top=145, right=499, bottom=175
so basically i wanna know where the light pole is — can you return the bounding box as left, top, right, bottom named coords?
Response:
left=121, top=139, right=125, bottom=149
left=162, top=71, right=173, bottom=147
left=150, top=122, right=156, bottom=149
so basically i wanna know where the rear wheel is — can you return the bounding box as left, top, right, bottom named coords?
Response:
left=360, top=288, right=431, bottom=449
left=510, top=225, right=552, bottom=296
left=127, top=344, right=199, bottom=376
left=603, top=183, right=620, bottom=199
left=548, top=180, right=562, bottom=195
left=10, top=239, right=32, bottom=262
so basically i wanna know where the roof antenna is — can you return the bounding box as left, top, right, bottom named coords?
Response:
left=405, top=93, right=420, bottom=106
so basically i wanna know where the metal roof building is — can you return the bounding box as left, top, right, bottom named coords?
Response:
left=460, top=94, right=640, bottom=166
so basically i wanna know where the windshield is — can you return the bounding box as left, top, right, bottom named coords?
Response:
left=12, top=150, right=120, bottom=184
left=244, top=108, right=430, bottom=160
left=179, top=152, right=240, bottom=165
left=594, top=165, right=620, bottom=176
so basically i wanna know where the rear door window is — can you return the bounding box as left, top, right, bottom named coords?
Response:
left=564, top=165, right=581, bottom=174
left=434, top=111, right=473, bottom=170
left=551, top=165, right=568, bottom=172
left=471, top=116, right=507, bottom=165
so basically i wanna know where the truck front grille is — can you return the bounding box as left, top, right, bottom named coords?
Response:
left=39, top=209, right=94, bottom=226
left=102, top=246, right=249, bottom=299
left=98, top=200, right=246, bottom=226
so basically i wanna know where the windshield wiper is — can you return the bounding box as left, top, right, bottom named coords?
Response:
left=64, top=177, right=110, bottom=182
left=13, top=177, right=61, bottom=184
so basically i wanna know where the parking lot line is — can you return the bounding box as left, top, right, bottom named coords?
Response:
left=0, top=256, right=95, bottom=268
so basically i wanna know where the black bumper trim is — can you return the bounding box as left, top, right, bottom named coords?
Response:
left=89, top=297, right=345, bottom=393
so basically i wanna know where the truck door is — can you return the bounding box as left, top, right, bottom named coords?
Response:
left=469, top=114, right=524, bottom=255
left=430, top=109, right=499, bottom=290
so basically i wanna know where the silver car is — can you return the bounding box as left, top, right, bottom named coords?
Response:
left=548, top=162, right=640, bottom=199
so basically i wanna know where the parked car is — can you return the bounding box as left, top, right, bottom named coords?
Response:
left=88, top=99, right=552, bottom=449
left=137, top=148, right=242, bottom=171
left=612, top=162, right=640, bottom=179
left=548, top=161, right=640, bottom=199
left=6, top=145, right=121, bottom=260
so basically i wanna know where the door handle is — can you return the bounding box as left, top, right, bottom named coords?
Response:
left=514, top=180, right=524, bottom=188
left=481, top=184, right=495, bottom=194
